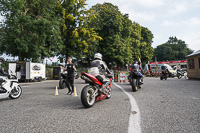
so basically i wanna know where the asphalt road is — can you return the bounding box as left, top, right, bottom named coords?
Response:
left=0, top=77, right=200, bottom=133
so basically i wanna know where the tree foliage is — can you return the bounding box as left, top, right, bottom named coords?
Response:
left=88, top=3, right=154, bottom=65
left=154, top=36, right=193, bottom=61
left=57, top=0, right=102, bottom=61
left=0, top=0, right=63, bottom=61
left=0, top=1, right=155, bottom=66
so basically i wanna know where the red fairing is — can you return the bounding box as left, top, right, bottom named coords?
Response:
left=81, top=72, right=102, bottom=85
left=96, top=77, right=112, bottom=102
left=96, top=94, right=107, bottom=101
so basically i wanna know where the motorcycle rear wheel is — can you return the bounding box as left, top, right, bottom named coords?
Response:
left=9, top=85, right=22, bottom=99
left=129, top=78, right=132, bottom=85
left=81, top=85, right=96, bottom=108
left=177, top=73, right=182, bottom=79
left=132, top=78, right=138, bottom=92
left=160, top=75, right=163, bottom=80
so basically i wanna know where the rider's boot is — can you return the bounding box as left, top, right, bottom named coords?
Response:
left=99, top=81, right=109, bottom=94
left=140, top=77, right=144, bottom=84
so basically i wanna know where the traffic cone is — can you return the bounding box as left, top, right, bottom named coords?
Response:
left=54, top=86, right=59, bottom=95
left=73, top=87, right=78, bottom=97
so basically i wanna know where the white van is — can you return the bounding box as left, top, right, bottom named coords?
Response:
left=144, top=63, right=177, bottom=77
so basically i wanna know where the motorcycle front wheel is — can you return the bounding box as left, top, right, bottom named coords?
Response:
left=59, top=79, right=66, bottom=89
left=81, top=85, right=96, bottom=108
left=132, top=78, right=138, bottom=92
left=9, top=85, right=22, bottom=99
left=177, top=73, right=182, bottom=79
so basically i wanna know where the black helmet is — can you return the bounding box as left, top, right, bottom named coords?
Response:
left=0, top=57, right=5, bottom=62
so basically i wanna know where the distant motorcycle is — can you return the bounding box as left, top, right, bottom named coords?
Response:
left=0, top=71, right=22, bottom=99
left=59, top=71, right=79, bottom=89
left=59, top=71, right=68, bottom=89
left=177, top=69, right=188, bottom=79
left=81, top=72, right=112, bottom=108
left=130, top=72, right=143, bottom=92
left=160, top=70, right=168, bottom=80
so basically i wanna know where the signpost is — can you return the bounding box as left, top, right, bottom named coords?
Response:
left=114, top=74, right=118, bottom=82
left=119, top=73, right=126, bottom=83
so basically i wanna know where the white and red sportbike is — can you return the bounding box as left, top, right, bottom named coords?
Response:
left=0, top=71, right=22, bottom=99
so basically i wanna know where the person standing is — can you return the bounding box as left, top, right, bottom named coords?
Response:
left=60, top=57, right=76, bottom=95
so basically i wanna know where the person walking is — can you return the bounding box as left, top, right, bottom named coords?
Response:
left=60, top=57, right=76, bottom=95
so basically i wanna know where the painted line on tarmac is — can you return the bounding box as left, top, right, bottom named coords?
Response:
left=113, top=83, right=141, bottom=133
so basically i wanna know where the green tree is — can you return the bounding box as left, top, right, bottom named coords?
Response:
left=57, top=0, right=102, bottom=62
left=129, top=22, right=142, bottom=62
left=89, top=3, right=132, bottom=65
left=139, top=26, right=154, bottom=64
left=154, top=36, right=193, bottom=61
left=0, top=0, right=62, bottom=61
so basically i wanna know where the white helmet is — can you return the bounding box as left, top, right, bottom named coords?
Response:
left=94, top=53, right=102, bottom=60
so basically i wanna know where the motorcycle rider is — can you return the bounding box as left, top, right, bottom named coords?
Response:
left=164, top=66, right=169, bottom=77
left=60, top=57, right=76, bottom=95
left=89, top=53, right=111, bottom=94
left=131, top=60, right=144, bottom=86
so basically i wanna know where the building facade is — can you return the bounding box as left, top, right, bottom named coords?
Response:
left=186, top=50, right=200, bottom=79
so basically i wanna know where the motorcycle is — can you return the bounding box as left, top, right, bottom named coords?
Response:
left=160, top=70, right=168, bottom=80
left=177, top=69, right=188, bottom=79
left=59, top=71, right=68, bottom=89
left=130, top=72, right=143, bottom=92
left=80, top=72, right=112, bottom=108
left=59, top=71, right=79, bottom=89
left=0, top=71, right=22, bottom=99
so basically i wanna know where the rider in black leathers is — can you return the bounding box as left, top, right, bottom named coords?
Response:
left=131, top=60, right=144, bottom=86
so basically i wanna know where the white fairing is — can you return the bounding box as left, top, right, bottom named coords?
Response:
left=0, top=76, right=11, bottom=98
left=0, top=76, right=20, bottom=99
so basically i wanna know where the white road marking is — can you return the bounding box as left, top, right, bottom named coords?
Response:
left=113, top=83, right=141, bottom=133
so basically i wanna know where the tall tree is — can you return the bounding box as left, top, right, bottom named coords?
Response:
left=89, top=3, right=131, bottom=65
left=154, top=36, right=193, bottom=61
left=139, top=26, right=154, bottom=64
left=57, top=0, right=102, bottom=62
left=0, top=0, right=62, bottom=61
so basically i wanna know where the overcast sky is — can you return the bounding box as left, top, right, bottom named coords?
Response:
left=0, top=0, right=199, bottom=51
left=86, top=0, right=200, bottom=51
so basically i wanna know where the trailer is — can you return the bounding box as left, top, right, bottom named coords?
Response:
left=8, top=62, right=46, bottom=82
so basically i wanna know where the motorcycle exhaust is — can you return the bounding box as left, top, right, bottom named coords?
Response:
left=81, top=75, right=94, bottom=84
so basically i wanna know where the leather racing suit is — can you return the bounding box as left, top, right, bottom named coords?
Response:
left=89, top=59, right=111, bottom=93
left=132, top=63, right=144, bottom=84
